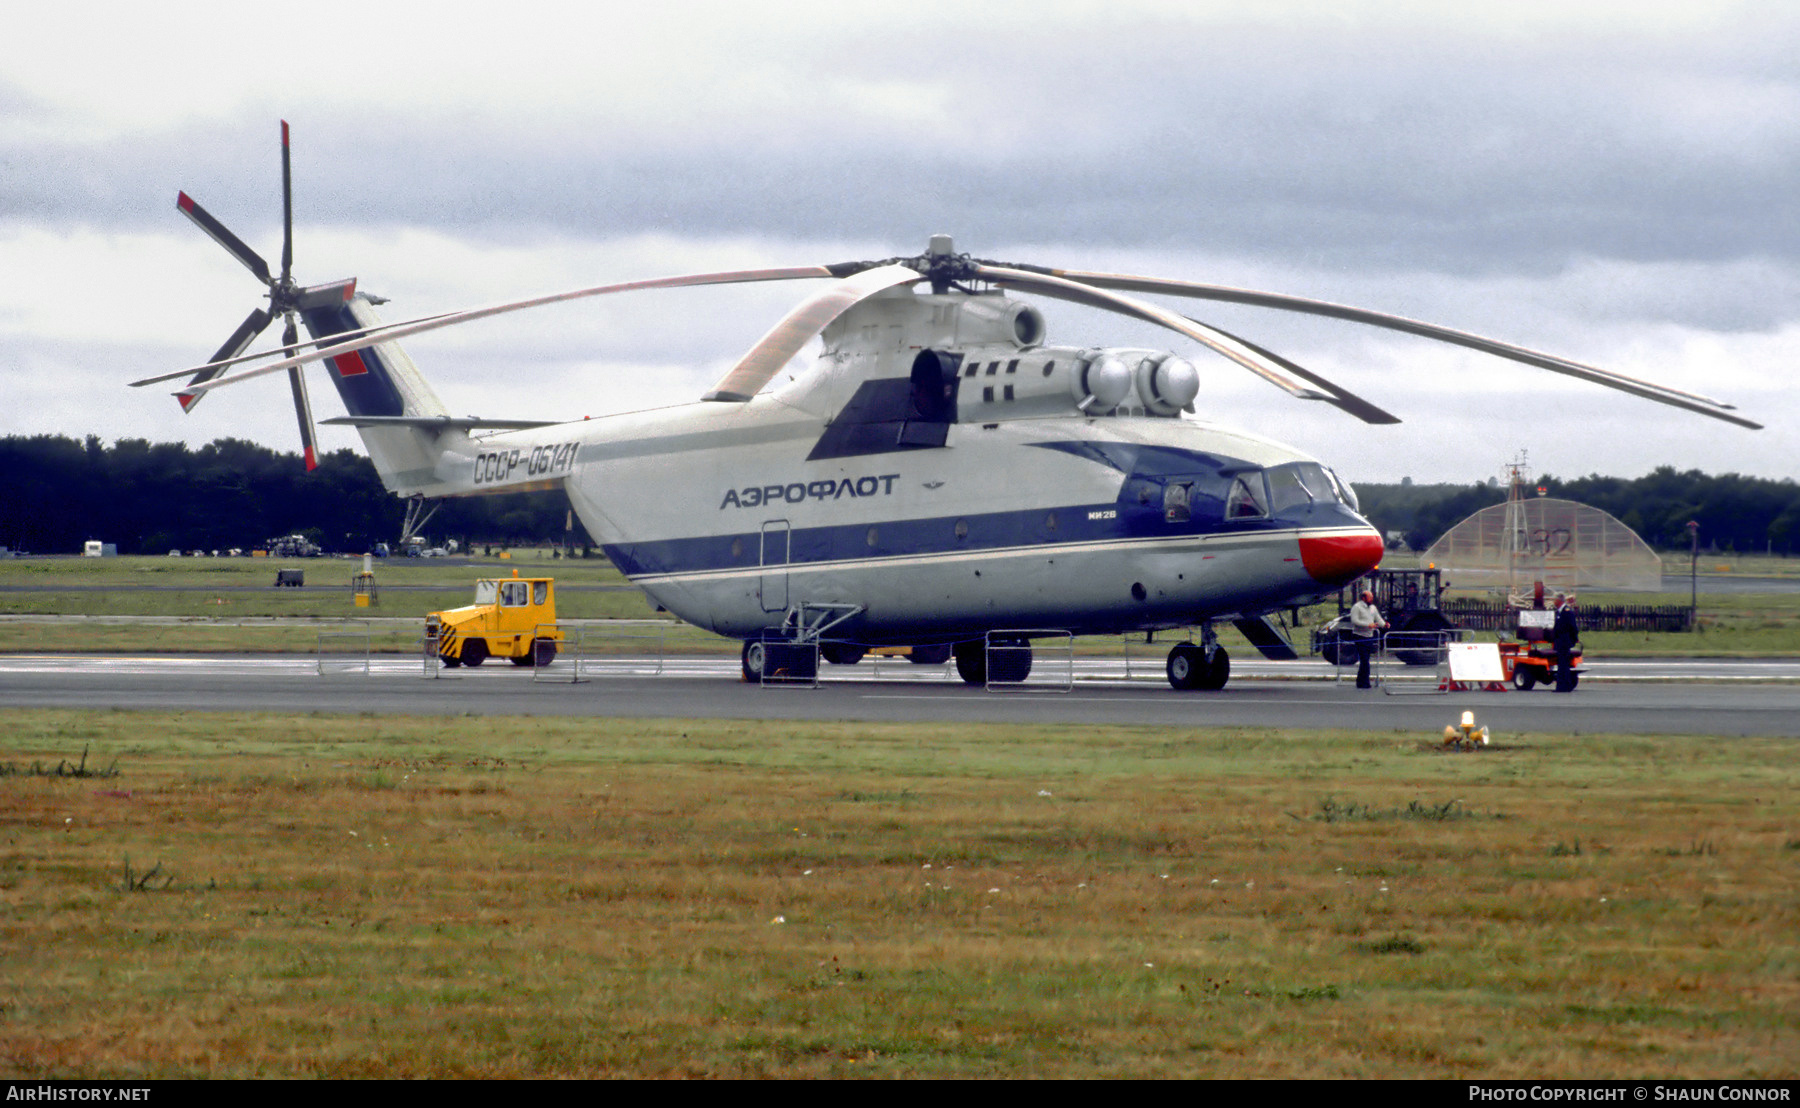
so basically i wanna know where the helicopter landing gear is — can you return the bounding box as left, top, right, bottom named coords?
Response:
left=953, top=637, right=1033, bottom=685
left=1166, top=627, right=1229, bottom=691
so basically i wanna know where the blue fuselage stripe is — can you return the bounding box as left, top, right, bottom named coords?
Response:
left=601, top=501, right=1366, bottom=580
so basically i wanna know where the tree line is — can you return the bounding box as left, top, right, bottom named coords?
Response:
left=1356, top=469, right=1800, bottom=555
left=2, top=434, right=1794, bottom=557
left=0, top=435, right=588, bottom=555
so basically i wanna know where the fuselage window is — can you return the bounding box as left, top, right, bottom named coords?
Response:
left=1225, top=473, right=1269, bottom=519
left=1006, top=359, right=1019, bottom=374
left=1042, top=361, right=1055, bottom=377
left=1163, top=481, right=1193, bottom=523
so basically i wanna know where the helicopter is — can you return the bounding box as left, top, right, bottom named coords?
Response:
left=135, top=124, right=1759, bottom=690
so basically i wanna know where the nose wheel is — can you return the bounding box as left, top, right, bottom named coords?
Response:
left=1166, top=642, right=1229, bottom=691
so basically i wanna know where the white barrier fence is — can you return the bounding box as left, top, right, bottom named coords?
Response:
left=315, top=626, right=372, bottom=676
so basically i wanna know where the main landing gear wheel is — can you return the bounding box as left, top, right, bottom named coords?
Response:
left=820, top=642, right=867, bottom=666
left=954, top=639, right=1033, bottom=684
left=1166, top=643, right=1202, bottom=690
left=741, top=638, right=818, bottom=682
left=1166, top=644, right=1229, bottom=691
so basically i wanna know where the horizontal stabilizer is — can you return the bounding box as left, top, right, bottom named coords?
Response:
left=1232, top=615, right=1300, bottom=661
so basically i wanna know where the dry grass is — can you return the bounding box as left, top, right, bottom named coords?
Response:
left=2, top=711, right=1795, bottom=1078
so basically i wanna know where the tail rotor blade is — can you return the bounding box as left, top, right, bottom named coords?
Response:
left=279, top=121, right=293, bottom=287
left=179, top=307, right=274, bottom=413
left=176, top=192, right=272, bottom=286
left=289, top=367, right=319, bottom=471
left=281, top=315, right=318, bottom=471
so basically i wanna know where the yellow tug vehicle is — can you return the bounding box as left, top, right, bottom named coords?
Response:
left=428, top=571, right=561, bottom=667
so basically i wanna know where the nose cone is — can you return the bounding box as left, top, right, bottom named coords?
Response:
left=1299, top=531, right=1384, bottom=587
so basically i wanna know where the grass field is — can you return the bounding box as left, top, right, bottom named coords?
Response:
left=3, top=710, right=1795, bottom=1078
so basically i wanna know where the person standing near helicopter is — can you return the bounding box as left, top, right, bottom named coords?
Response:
left=1552, top=593, right=1580, bottom=692
left=1349, top=588, right=1389, bottom=689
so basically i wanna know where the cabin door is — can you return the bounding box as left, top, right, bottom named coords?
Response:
left=759, top=520, right=790, bottom=612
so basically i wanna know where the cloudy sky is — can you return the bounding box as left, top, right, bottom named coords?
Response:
left=2, top=0, right=1793, bottom=485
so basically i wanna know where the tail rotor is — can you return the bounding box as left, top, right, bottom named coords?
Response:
left=174, top=120, right=354, bottom=469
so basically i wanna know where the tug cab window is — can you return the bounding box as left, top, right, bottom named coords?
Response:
left=474, top=580, right=497, bottom=605
left=1225, top=472, right=1270, bottom=519
left=533, top=581, right=549, bottom=606
left=500, top=581, right=529, bottom=607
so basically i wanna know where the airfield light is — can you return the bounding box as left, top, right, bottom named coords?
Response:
left=1442, top=710, right=1490, bottom=750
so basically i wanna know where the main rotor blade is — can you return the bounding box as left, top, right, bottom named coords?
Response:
left=161, top=265, right=839, bottom=398
left=973, top=265, right=1327, bottom=401
left=131, top=299, right=449, bottom=390
left=1191, top=318, right=1402, bottom=425
left=703, top=265, right=921, bottom=401
left=279, top=121, right=294, bottom=287
left=1046, top=269, right=1762, bottom=430
left=176, top=192, right=272, bottom=286
left=177, top=306, right=274, bottom=413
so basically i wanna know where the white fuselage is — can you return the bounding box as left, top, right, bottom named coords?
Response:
left=320, top=286, right=1384, bottom=645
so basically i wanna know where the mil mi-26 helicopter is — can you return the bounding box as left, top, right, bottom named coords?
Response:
left=137, top=124, right=1759, bottom=689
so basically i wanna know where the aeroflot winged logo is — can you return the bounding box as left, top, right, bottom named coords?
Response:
left=721, top=474, right=900, bottom=509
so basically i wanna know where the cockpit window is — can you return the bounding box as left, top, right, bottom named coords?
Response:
left=1326, top=467, right=1359, bottom=512
left=1267, top=462, right=1341, bottom=513
left=1225, top=472, right=1269, bottom=519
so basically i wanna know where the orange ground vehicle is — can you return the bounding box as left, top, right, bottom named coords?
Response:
left=1498, top=607, right=1581, bottom=690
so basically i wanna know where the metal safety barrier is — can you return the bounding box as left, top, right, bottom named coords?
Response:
left=316, top=626, right=373, bottom=676
left=759, top=639, right=820, bottom=689
left=1379, top=630, right=1455, bottom=696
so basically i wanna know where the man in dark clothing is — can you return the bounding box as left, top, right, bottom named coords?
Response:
left=1552, top=594, right=1580, bottom=692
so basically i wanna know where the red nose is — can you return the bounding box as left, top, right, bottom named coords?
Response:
left=1299, top=532, right=1384, bottom=586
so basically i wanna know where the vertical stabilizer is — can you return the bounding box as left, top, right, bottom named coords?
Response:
left=301, top=294, right=466, bottom=496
